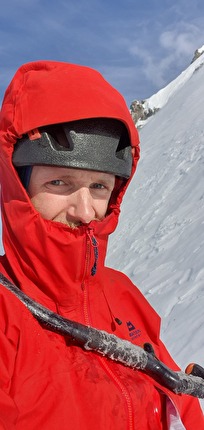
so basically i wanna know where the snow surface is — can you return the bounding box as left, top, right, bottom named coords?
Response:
left=107, top=54, right=204, bottom=408
left=198, top=46, right=204, bottom=54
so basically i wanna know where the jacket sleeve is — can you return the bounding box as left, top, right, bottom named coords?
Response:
left=157, top=338, right=204, bottom=430
left=117, top=271, right=204, bottom=429
left=103, top=268, right=204, bottom=427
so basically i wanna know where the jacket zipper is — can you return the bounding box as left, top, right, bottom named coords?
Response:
left=82, top=228, right=134, bottom=430
left=97, top=356, right=134, bottom=430
left=81, top=228, right=93, bottom=324
left=86, top=227, right=99, bottom=276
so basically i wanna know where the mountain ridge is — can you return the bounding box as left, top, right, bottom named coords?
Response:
left=130, top=46, right=204, bottom=128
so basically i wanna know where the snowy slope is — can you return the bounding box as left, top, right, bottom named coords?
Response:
left=107, top=56, right=204, bottom=403
left=137, top=46, right=204, bottom=128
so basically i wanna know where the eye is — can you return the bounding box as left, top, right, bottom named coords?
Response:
left=91, top=183, right=106, bottom=189
left=49, top=179, right=65, bottom=186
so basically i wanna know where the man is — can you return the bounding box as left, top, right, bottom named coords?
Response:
left=0, top=61, right=203, bottom=429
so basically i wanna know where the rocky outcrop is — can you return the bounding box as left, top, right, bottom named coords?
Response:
left=130, top=100, right=159, bottom=126
left=191, top=47, right=204, bottom=64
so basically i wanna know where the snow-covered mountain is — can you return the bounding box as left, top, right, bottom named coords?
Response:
left=131, top=45, right=204, bottom=128
left=107, top=48, right=204, bottom=407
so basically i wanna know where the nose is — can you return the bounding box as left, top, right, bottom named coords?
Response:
left=66, top=188, right=95, bottom=224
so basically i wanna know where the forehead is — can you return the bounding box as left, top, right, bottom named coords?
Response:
left=30, top=166, right=115, bottom=183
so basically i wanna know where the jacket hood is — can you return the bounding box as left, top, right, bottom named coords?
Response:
left=0, top=60, right=140, bottom=305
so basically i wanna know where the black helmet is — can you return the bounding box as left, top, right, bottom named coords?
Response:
left=13, top=118, right=133, bottom=179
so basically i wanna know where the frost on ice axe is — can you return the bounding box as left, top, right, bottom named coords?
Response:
left=0, top=272, right=204, bottom=399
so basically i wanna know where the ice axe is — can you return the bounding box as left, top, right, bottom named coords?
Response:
left=0, top=273, right=204, bottom=398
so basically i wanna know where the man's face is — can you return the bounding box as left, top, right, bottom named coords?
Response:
left=27, top=166, right=115, bottom=227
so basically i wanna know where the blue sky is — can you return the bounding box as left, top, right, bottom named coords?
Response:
left=0, top=0, right=204, bottom=106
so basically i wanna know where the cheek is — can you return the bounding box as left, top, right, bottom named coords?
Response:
left=30, top=194, right=62, bottom=220
left=94, top=199, right=110, bottom=218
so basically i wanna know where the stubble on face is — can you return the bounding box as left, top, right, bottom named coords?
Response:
left=56, top=218, right=100, bottom=228
left=63, top=220, right=82, bottom=229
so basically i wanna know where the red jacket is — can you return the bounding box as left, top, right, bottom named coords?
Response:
left=0, top=61, right=203, bottom=429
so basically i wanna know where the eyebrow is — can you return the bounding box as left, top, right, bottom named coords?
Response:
left=46, top=172, right=114, bottom=182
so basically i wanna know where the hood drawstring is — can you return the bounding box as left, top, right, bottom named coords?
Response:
left=102, top=289, right=122, bottom=331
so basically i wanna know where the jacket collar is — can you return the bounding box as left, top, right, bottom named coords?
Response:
left=1, top=187, right=120, bottom=306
